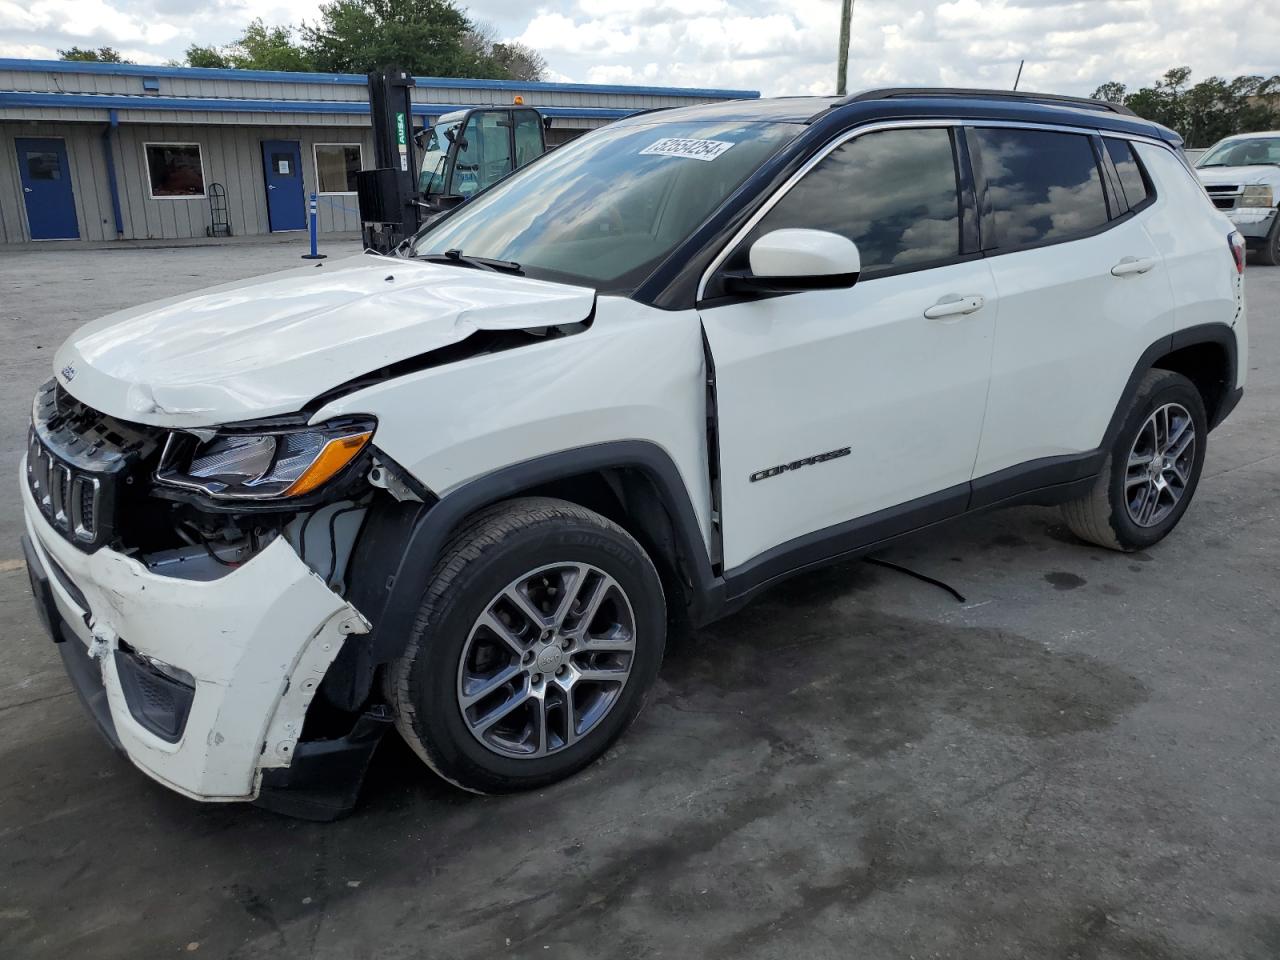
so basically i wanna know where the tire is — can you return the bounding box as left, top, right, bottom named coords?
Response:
left=386, top=497, right=666, bottom=794
left=1060, top=369, right=1208, bottom=552
left=1256, top=211, right=1280, bottom=267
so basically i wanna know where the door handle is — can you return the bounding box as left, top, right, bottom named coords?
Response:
left=1111, top=257, right=1156, bottom=277
left=268, top=184, right=276, bottom=190
left=23, top=187, right=32, bottom=193
left=924, top=294, right=985, bottom=320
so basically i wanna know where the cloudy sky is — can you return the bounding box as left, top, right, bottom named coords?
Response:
left=0, top=0, right=1276, bottom=98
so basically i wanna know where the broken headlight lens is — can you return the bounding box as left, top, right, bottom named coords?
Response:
left=155, top=419, right=374, bottom=500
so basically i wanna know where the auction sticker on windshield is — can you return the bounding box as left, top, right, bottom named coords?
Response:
left=639, top=138, right=735, bottom=162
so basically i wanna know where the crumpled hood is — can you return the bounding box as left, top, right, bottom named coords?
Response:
left=53, top=254, right=595, bottom=427
left=1197, top=165, right=1280, bottom=186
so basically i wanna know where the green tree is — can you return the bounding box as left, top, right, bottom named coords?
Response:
left=59, top=46, right=132, bottom=63
left=227, top=19, right=313, bottom=71
left=184, top=44, right=231, bottom=69
left=302, top=0, right=501, bottom=77
left=1090, top=81, right=1127, bottom=104
left=1094, top=67, right=1280, bottom=146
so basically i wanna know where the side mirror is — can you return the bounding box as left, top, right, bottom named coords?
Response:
left=726, top=229, right=861, bottom=295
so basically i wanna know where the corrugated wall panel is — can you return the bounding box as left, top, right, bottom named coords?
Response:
left=0, top=125, right=28, bottom=243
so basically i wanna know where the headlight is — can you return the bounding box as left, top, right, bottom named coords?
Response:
left=156, top=418, right=374, bottom=501
left=1241, top=185, right=1275, bottom=208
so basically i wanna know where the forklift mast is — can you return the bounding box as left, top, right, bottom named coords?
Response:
left=356, top=67, right=421, bottom=254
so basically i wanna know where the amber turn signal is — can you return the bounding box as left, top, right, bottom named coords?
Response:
left=283, top=431, right=373, bottom=497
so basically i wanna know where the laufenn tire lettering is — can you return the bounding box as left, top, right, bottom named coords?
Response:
left=749, top=447, right=851, bottom=483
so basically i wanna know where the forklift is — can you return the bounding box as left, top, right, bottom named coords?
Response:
left=355, top=67, right=551, bottom=254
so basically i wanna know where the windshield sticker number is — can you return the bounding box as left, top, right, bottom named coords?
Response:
left=639, top=138, right=735, bottom=162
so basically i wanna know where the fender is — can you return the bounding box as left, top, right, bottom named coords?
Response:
left=330, top=440, right=723, bottom=710
left=1168, top=321, right=1242, bottom=430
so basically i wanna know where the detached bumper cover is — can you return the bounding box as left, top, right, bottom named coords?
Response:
left=21, top=471, right=383, bottom=814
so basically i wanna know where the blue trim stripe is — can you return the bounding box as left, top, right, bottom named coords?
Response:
left=0, top=91, right=638, bottom=120
left=0, top=57, right=759, bottom=100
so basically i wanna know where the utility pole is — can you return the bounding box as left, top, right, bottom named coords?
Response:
left=836, top=0, right=853, bottom=96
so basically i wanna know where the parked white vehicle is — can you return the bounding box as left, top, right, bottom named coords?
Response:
left=1196, top=131, right=1280, bottom=265
left=23, top=89, right=1248, bottom=818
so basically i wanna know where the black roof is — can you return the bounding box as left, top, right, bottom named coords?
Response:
left=618, top=88, right=1179, bottom=144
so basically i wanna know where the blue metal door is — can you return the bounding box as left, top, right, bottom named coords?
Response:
left=16, top=138, right=79, bottom=240
left=261, top=139, right=305, bottom=231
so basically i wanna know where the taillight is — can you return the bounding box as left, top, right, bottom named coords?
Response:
left=1229, top=231, right=1246, bottom=274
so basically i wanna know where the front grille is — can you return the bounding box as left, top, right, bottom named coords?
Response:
left=1205, top=185, right=1239, bottom=211
left=26, top=379, right=162, bottom=551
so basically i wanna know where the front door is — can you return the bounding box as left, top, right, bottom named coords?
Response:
left=700, top=125, right=997, bottom=572
left=16, top=138, right=79, bottom=240
left=261, top=140, right=305, bottom=231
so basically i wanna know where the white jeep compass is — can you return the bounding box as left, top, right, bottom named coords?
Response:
left=22, top=89, right=1248, bottom=818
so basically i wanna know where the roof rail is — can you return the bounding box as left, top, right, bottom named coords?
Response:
left=839, top=87, right=1136, bottom=117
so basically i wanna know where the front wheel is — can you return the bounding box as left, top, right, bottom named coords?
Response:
left=1060, top=369, right=1207, bottom=551
left=386, top=497, right=666, bottom=794
left=1256, top=211, right=1280, bottom=267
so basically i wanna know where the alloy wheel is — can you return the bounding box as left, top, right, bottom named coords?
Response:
left=1125, top=401, right=1196, bottom=528
left=456, top=562, right=637, bottom=758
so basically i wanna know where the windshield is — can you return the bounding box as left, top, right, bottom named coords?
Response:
left=409, top=119, right=800, bottom=293
left=1197, top=136, right=1280, bottom=168
left=419, top=117, right=463, bottom=195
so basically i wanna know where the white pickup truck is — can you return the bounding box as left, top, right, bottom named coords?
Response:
left=1196, top=131, right=1280, bottom=265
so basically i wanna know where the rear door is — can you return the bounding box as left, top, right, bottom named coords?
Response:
left=699, top=124, right=998, bottom=572
left=969, top=125, right=1175, bottom=488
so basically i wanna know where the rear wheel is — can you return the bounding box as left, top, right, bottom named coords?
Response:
left=1060, top=369, right=1207, bottom=551
left=387, top=497, right=666, bottom=794
left=1257, top=212, right=1280, bottom=266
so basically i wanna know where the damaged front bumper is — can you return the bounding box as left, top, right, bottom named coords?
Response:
left=1227, top=206, right=1278, bottom=244
left=21, top=474, right=390, bottom=820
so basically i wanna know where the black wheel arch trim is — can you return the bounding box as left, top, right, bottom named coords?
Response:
left=348, top=441, right=722, bottom=673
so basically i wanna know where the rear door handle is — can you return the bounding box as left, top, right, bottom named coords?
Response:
left=1111, top=257, right=1156, bottom=277
left=924, top=294, right=985, bottom=320
left=23, top=187, right=32, bottom=193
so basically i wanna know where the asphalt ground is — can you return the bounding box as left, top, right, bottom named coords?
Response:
left=1, top=240, right=1277, bottom=960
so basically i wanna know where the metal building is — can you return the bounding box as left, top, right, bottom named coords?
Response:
left=0, top=58, right=757, bottom=244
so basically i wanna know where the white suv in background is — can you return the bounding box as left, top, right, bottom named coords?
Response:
left=1196, top=131, right=1280, bottom=265
left=22, top=89, right=1247, bottom=819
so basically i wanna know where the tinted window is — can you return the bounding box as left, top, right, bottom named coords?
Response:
left=748, top=128, right=960, bottom=274
left=1104, top=138, right=1151, bottom=210
left=974, top=128, right=1108, bottom=248
left=144, top=143, right=205, bottom=198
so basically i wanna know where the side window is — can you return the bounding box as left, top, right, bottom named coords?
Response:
left=973, top=128, right=1109, bottom=248
left=513, top=111, right=543, bottom=168
left=452, top=112, right=513, bottom=198
left=746, top=127, right=961, bottom=275
left=1104, top=138, right=1153, bottom=210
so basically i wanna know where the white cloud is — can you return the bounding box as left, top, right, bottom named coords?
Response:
left=0, top=0, right=1276, bottom=103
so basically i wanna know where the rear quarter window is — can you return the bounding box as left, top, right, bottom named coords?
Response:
left=973, top=128, right=1110, bottom=249
left=1104, top=138, right=1153, bottom=210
